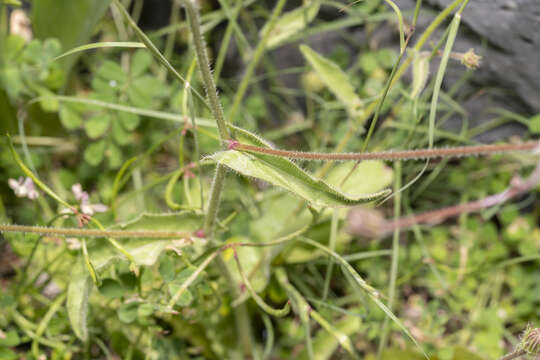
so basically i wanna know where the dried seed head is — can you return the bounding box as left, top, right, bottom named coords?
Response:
left=460, top=48, right=482, bottom=70
left=346, top=207, right=388, bottom=238
left=520, top=326, right=540, bottom=355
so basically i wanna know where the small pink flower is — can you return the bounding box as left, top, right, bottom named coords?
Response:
left=71, top=183, right=108, bottom=215
left=8, top=177, right=39, bottom=199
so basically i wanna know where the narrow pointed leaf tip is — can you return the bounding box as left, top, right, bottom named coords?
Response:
left=300, top=44, right=364, bottom=119
left=211, top=125, right=390, bottom=207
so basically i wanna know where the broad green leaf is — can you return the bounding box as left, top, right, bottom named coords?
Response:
left=119, top=111, right=140, bottom=131
left=131, top=49, right=152, bottom=77
left=59, top=105, right=83, bottom=130
left=127, top=76, right=168, bottom=108
left=528, top=114, right=540, bottom=134
left=106, top=142, right=123, bottom=169
left=111, top=119, right=130, bottom=145
left=84, top=139, right=106, bottom=166
left=300, top=45, right=364, bottom=119
left=113, top=211, right=203, bottom=232
left=118, top=302, right=138, bottom=323
left=168, top=282, right=194, bottom=307
left=67, top=261, right=93, bottom=341
left=325, top=161, right=393, bottom=196
left=159, top=255, right=176, bottom=283
left=42, top=38, right=62, bottom=60
left=264, top=1, right=320, bottom=49
left=0, top=330, right=20, bottom=347
left=85, top=114, right=111, bottom=139
left=34, top=86, right=59, bottom=112
left=97, top=61, right=126, bottom=83
left=137, top=303, right=154, bottom=318
left=32, top=0, right=111, bottom=72
left=98, top=278, right=124, bottom=298
left=0, top=348, right=17, bottom=360
left=211, top=126, right=390, bottom=207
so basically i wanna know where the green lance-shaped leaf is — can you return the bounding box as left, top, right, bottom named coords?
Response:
left=67, top=261, right=93, bottom=341
left=211, top=125, right=390, bottom=207
left=300, top=44, right=364, bottom=119
left=411, top=51, right=430, bottom=99
left=302, top=314, right=361, bottom=360
left=263, top=1, right=320, bottom=49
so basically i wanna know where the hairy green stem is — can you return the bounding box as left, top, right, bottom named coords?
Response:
left=180, top=1, right=254, bottom=356
left=181, top=0, right=230, bottom=237
left=0, top=224, right=193, bottom=239
left=228, top=140, right=539, bottom=161
left=377, top=161, right=402, bottom=357
left=181, top=0, right=230, bottom=143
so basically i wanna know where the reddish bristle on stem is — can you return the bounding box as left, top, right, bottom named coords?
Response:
left=232, top=141, right=539, bottom=161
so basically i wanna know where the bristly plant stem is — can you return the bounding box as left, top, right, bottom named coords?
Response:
left=180, top=0, right=230, bottom=237
left=377, top=161, right=402, bottom=358
left=181, top=0, right=230, bottom=143
left=228, top=140, right=539, bottom=162
left=0, top=224, right=193, bottom=239
left=180, top=1, right=254, bottom=356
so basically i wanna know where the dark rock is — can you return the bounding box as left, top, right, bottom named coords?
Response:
left=426, top=0, right=540, bottom=113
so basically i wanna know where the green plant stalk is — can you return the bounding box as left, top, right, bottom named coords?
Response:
left=180, top=0, right=230, bottom=237
left=383, top=0, right=405, bottom=51
left=261, top=314, right=275, bottom=360
left=214, top=0, right=244, bottom=83
left=180, top=1, right=254, bottom=356
left=227, top=0, right=287, bottom=123
left=81, top=238, right=99, bottom=285
left=377, top=161, right=402, bottom=358
left=413, top=0, right=423, bottom=27
left=275, top=268, right=314, bottom=360
left=168, top=249, right=220, bottom=308
left=233, top=250, right=290, bottom=317
left=31, top=292, right=67, bottom=358
left=429, top=13, right=461, bottom=148
left=299, top=237, right=427, bottom=358
left=322, top=209, right=339, bottom=300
